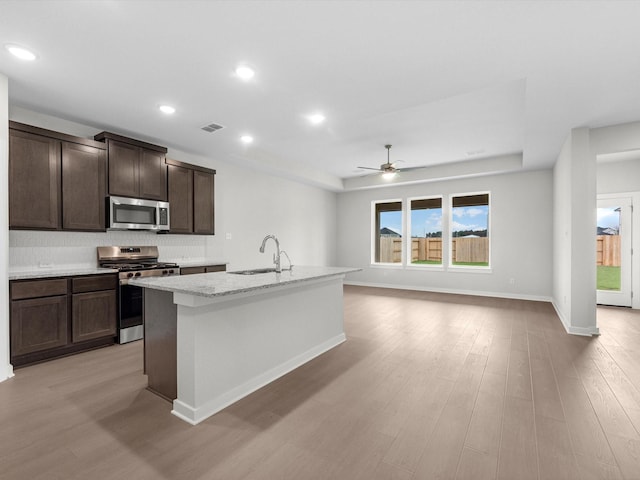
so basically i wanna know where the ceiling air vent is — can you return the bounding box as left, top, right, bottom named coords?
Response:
left=201, top=122, right=225, bottom=133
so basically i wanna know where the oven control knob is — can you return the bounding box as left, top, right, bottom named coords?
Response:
left=127, top=272, right=134, bottom=278
left=168, top=269, right=175, bottom=274
left=162, top=270, right=168, bottom=275
left=134, top=272, right=141, bottom=277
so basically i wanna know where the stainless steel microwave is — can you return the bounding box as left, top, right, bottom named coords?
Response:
left=107, top=196, right=170, bottom=231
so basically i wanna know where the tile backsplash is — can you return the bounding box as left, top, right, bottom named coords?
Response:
left=9, top=230, right=208, bottom=270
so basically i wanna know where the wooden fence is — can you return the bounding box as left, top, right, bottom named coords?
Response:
left=450, top=237, right=489, bottom=264
left=379, top=236, right=403, bottom=263
left=381, top=235, right=619, bottom=265
left=411, top=238, right=443, bottom=262
left=379, top=237, right=489, bottom=263
left=597, top=235, right=620, bottom=266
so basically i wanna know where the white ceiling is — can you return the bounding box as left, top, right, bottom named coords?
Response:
left=2, top=1, right=640, bottom=190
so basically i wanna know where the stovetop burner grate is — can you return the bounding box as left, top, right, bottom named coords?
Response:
left=100, top=262, right=179, bottom=272
left=97, top=246, right=178, bottom=272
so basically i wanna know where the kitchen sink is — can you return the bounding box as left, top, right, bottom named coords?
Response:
left=228, top=268, right=277, bottom=275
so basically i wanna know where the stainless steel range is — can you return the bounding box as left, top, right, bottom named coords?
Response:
left=98, top=246, right=180, bottom=343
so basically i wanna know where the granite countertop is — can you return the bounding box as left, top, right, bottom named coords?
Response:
left=130, top=265, right=360, bottom=298
left=9, top=267, right=118, bottom=281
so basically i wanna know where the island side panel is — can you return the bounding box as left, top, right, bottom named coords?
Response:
left=172, top=276, right=346, bottom=425
left=144, top=288, right=177, bottom=401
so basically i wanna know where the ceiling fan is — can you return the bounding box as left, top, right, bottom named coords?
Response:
left=358, top=144, right=402, bottom=179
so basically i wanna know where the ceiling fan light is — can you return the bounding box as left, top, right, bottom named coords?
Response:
left=382, top=171, right=396, bottom=180
left=5, top=44, right=37, bottom=61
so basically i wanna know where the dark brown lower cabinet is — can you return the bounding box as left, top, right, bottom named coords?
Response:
left=10, top=295, right=68, bottom=357
left=72, top=290, right=117, bottom=343
left=10, top=274, right=118, bottom=367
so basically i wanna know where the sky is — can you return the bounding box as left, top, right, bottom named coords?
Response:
left=597, top=207, right=620, bottom=230
left=450, top=205, right=488, bottom=234
left=411, top=208, right=441, bottom=237
left=379, top=205, right=489, bottom=237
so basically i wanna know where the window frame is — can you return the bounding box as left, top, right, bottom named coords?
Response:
left=371, top=199, right=404, bottom=266
left=448, top=191, right=491, bottom=271
left=406, top=195, right=444, bottom=270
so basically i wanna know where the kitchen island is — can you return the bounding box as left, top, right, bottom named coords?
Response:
left=130, top=266, right=359, bottom=425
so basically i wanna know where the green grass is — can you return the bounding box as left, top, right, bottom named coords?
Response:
left=411, top=260, right=442, bottom=265
left=597, top=265, right=621, bottom=291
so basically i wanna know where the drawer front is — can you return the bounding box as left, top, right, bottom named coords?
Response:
left=72, top=274, right=117, bottom=293
left=10, top=278, right=68, bottom=300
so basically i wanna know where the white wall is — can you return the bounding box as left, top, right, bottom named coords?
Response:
left=0, top=74, right=11, bottom=382
left=552, top=133, right=573, bottom=330
left=597, top=158, right=640, bottom=194
left=552, top=128, right=598, bottom=335
left=336, top=169, right=553, bottom=300
left=207, top=159, right=337, bottom=271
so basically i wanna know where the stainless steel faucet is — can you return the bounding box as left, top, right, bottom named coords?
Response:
left=280, top=250, right=293, bottom=271
left=259, top=234, right=281, bottom=273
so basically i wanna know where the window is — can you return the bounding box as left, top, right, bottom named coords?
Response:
left=409, top=197, right=442, bottom=265
left=450, top=193, right=490, bottom=267
left=373, top=200, right=402, bottom=264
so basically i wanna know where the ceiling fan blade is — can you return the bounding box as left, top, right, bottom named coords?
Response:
left=395, top=165, right=427, bottom=172
left=357, top=166, right=382, bottom=171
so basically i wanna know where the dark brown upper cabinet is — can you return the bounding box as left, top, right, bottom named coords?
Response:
left=61, top=142, right=106, bottom=231
left=9, top=122, right=107, bottom=231
left=193, top=170, right=215, bottom=234
left=9, top=128, right=60, bottom=229
left=94, top=131, right=168, bottom=201
left=167, top=163, right=193, bottom=234
left=166, top=158, right=216, bottom=235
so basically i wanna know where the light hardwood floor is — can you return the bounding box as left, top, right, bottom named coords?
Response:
left=2, top=285, right=640, bottom=479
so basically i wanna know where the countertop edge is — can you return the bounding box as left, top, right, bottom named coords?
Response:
left=9, top=268, right=119, bottom=281
left=130, top=267, right=361, bottom=299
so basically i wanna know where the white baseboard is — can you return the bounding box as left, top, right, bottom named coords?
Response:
left=344, top=280, right=552, bottom=303
left=0, top=363, right=14, bottom=383
left=551, top=300, right=599, bottom=336
left=172, top=333, right=347, bottom=425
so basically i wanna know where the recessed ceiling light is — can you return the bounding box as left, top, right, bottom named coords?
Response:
left=308, top=113, right=325, bottom=125
left=235, top=65, right=255, bottom=80
left=240, top=135, right=254, bottom=144
left=5, top=44, right=37, bottom=61
left=159, top=105, right=176, bottom=115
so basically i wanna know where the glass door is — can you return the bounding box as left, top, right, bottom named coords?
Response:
left=597, top=197, right=632, bottom=307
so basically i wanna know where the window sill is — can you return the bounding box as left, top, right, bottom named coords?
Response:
left=447, top=266, right=493, bottom=274
left=405, top=264, right=445, bottom=271
left=370, top=263, right=404, bottom=269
